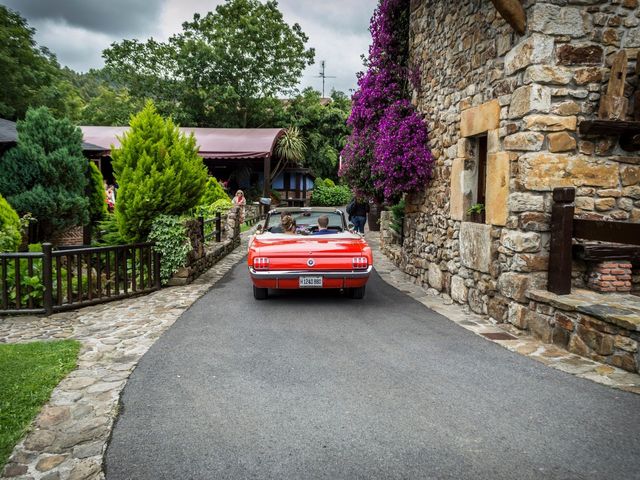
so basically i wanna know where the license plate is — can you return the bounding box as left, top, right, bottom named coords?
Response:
left=299, top=276, right=323, bottom=288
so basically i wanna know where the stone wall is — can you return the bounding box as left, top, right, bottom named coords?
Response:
left=385, top=1, right=640, bottom=331
left=169, top=208, right=241, bottom=286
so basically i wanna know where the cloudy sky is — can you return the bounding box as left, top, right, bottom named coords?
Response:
left=3, top=0, right=377, bottom=94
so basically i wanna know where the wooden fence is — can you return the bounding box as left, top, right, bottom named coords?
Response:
left=548, top=187, right=640, bottom=294
left=1, top=242, right=160, bottom=316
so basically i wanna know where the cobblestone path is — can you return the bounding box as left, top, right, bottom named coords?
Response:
left=0, top=239, right=247, bottom=480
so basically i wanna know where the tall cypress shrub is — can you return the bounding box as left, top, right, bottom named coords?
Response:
left=0, top=193, right=21, bottom=252
left=87, top=161, right=108, bottom=224
left=0, top=107, right=88, bottom=241
left=112, top=102, right=208, bottom=241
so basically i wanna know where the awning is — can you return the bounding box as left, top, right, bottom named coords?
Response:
left=79, top=126, right=285, bottom=159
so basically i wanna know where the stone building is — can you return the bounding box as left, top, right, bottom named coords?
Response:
left=382, top=0, right=640, bottom=370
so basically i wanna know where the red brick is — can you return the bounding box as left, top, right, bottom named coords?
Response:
left=618, top=263, right=632, bottom=269
left=610, top=269, right=630, bottom=275
left=595, top=268, right=611, bottom=274
left=618, top=275, right=632, bottom=280
left=600, top=275, right=616, bottom=281
left=600, top=263, right=621, bottom=268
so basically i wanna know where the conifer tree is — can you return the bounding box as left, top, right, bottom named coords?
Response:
left=112, top=101, right=208, bottom=241
left=0, top=107, right=88, bottom=241
left=0, top=193, right=21, bottom=252
left=87, top=161, right=108, bottom=224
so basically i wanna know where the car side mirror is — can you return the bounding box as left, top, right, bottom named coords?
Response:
left=348, top=222, right=355, bottom=231
left=256, top=224, right=264, bottom=234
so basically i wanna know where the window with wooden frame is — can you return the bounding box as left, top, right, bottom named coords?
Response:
left=468, top=134, right=487, bottom=224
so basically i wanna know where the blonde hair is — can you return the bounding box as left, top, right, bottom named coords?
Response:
left=235, top=190, right=244, bottom=197
left=281, top=214, right=296, bottom=233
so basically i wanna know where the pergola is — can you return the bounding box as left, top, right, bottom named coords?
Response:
left=80, top=126, right=286, bottom=197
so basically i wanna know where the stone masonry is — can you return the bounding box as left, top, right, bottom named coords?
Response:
left=386, top=1, right=640, bottom=343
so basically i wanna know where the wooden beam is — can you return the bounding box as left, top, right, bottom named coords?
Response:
left=490, top=0, right=526, bottom=35
left=579, top=119, right=640, bottom=136
left=263, top=155, right=271, bottom=198
left=573, top=218, right=640, bottom=246
left=548, top=187, right=575, bottom=295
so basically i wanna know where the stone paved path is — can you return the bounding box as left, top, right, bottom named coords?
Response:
left=367, top=232, right=640, bottom=395
left=0, top=238, right=247, bottom=480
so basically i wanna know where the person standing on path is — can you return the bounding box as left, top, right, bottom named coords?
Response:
left=348, top=196, right=369, bottom=234
left=232, top=189, right=246, bottom=223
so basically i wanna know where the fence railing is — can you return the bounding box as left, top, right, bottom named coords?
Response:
left=1, top=242, right=160, bottom=316
left=548, top=187, right=640, bottom=294
left=199, top=212, right=225, bottom=243
left=244, top=204, right=264, bottom=227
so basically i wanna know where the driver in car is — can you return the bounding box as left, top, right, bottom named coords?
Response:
left=312, top=215, right=335, bottom=235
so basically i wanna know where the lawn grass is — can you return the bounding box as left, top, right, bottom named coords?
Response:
left=0, top=340, right=80, bottom=470
left=241, top=223, right=253, bottom=232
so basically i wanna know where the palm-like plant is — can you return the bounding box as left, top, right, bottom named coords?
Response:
left=272, top=126, right=306, bottom=181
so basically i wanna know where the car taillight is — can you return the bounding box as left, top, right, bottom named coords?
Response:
left=352, top=257, right=368, bottom=269
left=253, top=257, right=270, bottom=270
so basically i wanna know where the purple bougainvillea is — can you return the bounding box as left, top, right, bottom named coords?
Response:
left=340, top=0, right=434, bottom=202
left=373, top=100, right=433, bottom=200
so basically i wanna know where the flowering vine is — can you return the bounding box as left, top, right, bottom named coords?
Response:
left=340, top=0, right=433, bottom=203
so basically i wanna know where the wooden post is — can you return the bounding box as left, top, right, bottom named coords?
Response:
left=263, top=156, right=271, bottom=198
left=548, top=187, right=575, bottom=295
left=198, top=216, right=205, bottom=243
left=215, top=212, right=222, bottom=243
left=153, top=250, right=161, bottom=289
left=599, top=50, right=628, bottom=120
left=490, top=0, right=526, bottom=34
left=42, top=243, right=53, bottom=315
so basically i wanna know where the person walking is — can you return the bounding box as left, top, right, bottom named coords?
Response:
left=347, top=196, right=369, bottom=234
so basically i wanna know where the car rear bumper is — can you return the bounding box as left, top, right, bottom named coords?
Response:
left=249, top=266, right=372, bottom=289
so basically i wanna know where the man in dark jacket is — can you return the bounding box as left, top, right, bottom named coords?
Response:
left=348, top=196, right=369, bottom=233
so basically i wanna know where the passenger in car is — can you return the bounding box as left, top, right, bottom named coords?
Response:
left=281, top=214, right=297, bottom=235
left=312, top=215, right=336, bottom=235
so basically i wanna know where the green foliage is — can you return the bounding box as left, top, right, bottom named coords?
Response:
left=95, top=214, right=127, bottom=246
left=3, top=244, right=44, bottom=306
left=324, top=178, right=336, bottom=188
left=390, top=199, right=405, bottom=234
left=276, top=88, right=351, bottom=179
left=148, top=215, right=191, bottom=285
left=275, top=126, right=306, bottom=164
left=112, top=102, right=208, bottom=242
left=0, top=194, right=21, bottom=252
left=103, top=0, right=314, bottom=127
left=311, top=182, right=352, bottom=207
left=199, top=177, right=230, bottom=206
left=467, top=203, right=485, bottom=215
left=0, top=107, right=89, bottom=241
left=87, top=162, right=108, bottom=224
left=0, top=6, right=59, bottom=120
left=80, top=85, right=145, bottom=126
left=195, top=198, right=233, bottom=218
left=0, top=340, right=80, bottom=471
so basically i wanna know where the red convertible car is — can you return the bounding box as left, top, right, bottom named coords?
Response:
left=247, top=208, right=373, bottom=299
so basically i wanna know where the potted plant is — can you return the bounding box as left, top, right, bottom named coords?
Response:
left=467, top=203, right=485, bottom=224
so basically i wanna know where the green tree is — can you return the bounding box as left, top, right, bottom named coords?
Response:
left=0, top=193, right=21, bottom=252
left=87, top=161, right=108, bottom=224
left=0, top=6, right=60, bottom=120
left=80, top=86, right=145, bottom=126
left=278, top=88, right=351, bottom=179
left=112, top=102, right=208, bottom=242
left=0, top=107, right=89, bottom=241
left=103, top=0, right=314, bottom=127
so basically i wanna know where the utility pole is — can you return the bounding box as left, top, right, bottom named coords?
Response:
left=315, top=60, right=336, bottom=98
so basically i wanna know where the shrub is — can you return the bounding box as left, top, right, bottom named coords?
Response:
left=94, top=214, right=127, bottom=246
left=87, top=162, right=108, bottom=224
left=111, top=101, right=208, bottom=242
left=311, top=184, right=352, bottom=207
left=199, top=177, right=230, bottom=206
left=390, top=199, right=405, bottom=234
left=0, top=107, right=89, bottom=241
left=323, top=178, right=336, bottom=188
left=194, top=198, right=233, bottom=218
left=148, top=215, right=191, bottom=285
left=0, top=194, right=21, bottom=252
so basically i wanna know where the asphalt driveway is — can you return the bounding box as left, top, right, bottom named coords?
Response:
left=106, top=260, right=640, bottom=480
